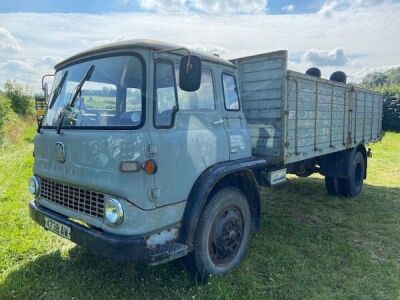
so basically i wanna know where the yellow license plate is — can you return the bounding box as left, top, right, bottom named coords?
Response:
left=44, top=217, right=71, bottom=240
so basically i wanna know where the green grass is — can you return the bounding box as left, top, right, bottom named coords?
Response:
left=0, top=124, right=399, bottom=299
left=82, top=96, right=116, bottom=110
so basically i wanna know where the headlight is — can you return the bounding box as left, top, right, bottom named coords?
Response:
left=104, top=199, right=124, bottom=225
left=28, top=176, right=40, bottom=195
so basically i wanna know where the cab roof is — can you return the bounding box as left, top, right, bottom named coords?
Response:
left=55, top=39, right=234, bottom=70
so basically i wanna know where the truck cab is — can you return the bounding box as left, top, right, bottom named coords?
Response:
left=29, top=40, right=264, bottom=278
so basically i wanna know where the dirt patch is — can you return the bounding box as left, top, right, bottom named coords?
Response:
left=292, top=212, right=322, bottom=226
left=352, top=239, right=400, bottom=264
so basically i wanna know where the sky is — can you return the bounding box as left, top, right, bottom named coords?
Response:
left=0, top=0, right=399, bottom=91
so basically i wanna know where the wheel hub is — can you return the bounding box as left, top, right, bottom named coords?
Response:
left=209, top=207, right=244, bottom=266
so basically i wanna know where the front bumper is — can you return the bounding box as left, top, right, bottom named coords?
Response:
left=29, top=200, right=148, bottom=261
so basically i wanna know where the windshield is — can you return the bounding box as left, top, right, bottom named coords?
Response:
left=42, top=55, right=144, bottom=129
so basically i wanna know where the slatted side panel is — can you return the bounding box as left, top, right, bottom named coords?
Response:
left=235, top=51, right=287, bottom=164
left=286, top=73, right=349, bottom=163
left=285, top=71, right=383, bottom=164
left=352, top=89, right=383, bottom=145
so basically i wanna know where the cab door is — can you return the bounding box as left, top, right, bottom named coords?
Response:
left=219, top=68, right=252, bottom=160
left=149, top=54, right=229, bottom=207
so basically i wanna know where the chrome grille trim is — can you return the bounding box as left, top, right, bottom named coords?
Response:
left=39, top=177, right=105, bottom=218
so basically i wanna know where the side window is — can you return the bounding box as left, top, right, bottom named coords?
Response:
left=155, top=61, right=178, bottom=128
left=177, top=69, right=215, bottom=110
left=222, top=73, right=240, bottom=111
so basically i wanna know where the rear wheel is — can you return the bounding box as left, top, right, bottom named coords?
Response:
left=325, top=176, right=340, bottom=195
left=338, top=151, right=365, bottom=197
left=193, top=187, right=251, bottom=281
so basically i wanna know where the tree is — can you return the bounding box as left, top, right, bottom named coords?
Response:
left=386, top=67, right=400, bottom=84
left=3, top=80, right=33, bottom=116
left=361, top=68, right=400, bottom=132
left=363, top=72, right=388, bottom=86
left=362, top=67, right=400, bottom=86
left=372, top=84, right=400, bottom=132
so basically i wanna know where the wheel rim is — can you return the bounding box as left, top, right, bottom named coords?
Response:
left=208, top=206, right=244, bottom=266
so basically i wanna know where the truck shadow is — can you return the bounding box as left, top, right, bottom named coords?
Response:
left=2, top=177, right=399, bottom=298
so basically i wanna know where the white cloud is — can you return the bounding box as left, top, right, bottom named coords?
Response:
left=0, top=59, right=39, bottom=87
left=0, top=27, right=21, bottom=53
left=136, top=0, right=267, bottom=13
left=191, top=0, right=267, bottom=14
left=0, top=60, right=34, bottom=73
left=137, top=0, right=187, bottom=12
left=302, top=48, right=349, bottom=66
left=90, top=36, right=126, bottom=47
left=0, top=56, right=64, bottom=88
left=0, top=1, right=399, bottom=91
left=282, top=4, right=295, bottom=12
left=185, top=44, right=228, bottom=56
left=318, top=0, right=395, bottom=17
left=35, top=56, right=62, bottom=67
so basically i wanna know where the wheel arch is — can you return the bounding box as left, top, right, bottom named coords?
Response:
left=320, top=143, right=367, bottom=178
left=178, top=158, right=266, bottom=250
left=355, top=144, right=367, bottom=179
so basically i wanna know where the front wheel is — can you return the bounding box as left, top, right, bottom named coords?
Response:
left=193, top=187, right=251, bottom=280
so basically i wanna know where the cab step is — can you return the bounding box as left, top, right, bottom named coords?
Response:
left=147, top=243, right=188, bottom=266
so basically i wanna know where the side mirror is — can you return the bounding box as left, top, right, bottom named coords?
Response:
left=179, top=55, right=202, bottom=92
left=42, top=82, right=49, bottom=102
left=41, top=74, right=54, bottom=102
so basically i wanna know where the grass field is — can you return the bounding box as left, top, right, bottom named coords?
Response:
left=0, top=120, right=399, bottom=299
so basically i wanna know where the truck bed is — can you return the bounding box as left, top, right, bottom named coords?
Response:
left=233, top=51, right=383, bottom=165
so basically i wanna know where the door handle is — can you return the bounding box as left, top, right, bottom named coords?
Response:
left=213, top=119, right=224, bottom=125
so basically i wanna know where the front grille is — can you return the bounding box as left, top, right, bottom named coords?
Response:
left=39, top=177, right=105, bottom=218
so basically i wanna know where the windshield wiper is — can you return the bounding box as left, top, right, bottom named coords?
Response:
left=56, top=65, right=95, bottom=134
left=70, top=64, right=95, bottom=107
left=49, top=71, right=68, bottom=109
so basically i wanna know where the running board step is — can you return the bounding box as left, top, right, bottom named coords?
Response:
left=147, top=243, right=188, bottom=266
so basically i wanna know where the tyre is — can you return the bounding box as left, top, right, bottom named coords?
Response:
left=338, top=151, right=365, bottom=197
left=325, top=176, right=340, bottom=195
left=193, top=187, right=251, bottom=281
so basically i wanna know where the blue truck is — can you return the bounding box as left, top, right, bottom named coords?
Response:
left=29, top=39, right=383, bottom=278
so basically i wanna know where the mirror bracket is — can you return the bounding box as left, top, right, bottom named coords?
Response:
left=41, top=74, right=54, bottom=91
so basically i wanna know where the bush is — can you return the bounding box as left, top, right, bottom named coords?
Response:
left=362, top=71, right=400, bottom=132
left=0, top=95, right=12, bottom=145
left=3, top=80, right=34, bottom=117
left=378, top=84, right=400, bottom=132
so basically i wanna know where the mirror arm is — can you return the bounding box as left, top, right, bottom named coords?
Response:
left=155, top=47, right=192, bottom=73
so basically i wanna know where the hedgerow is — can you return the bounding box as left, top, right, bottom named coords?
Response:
left=0, top=95, right=12, bottom=145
